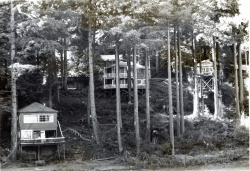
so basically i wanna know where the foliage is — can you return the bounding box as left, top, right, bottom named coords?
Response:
left=17, top=69, right=43, bottom=108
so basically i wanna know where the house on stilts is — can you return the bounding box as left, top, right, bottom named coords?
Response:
left=18, top=102, right=65, bottom=160
left=101, top=55, right=147, bottom=90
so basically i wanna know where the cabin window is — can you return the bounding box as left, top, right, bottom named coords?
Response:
left=105, top=79, right=113, bottom=85
left=33, top=130, right=47, bottom=139
left=45, top=130, right=56, bottom=138
left=21, top=130, right=32, bottom=139
left=106, top=68, right=112, bottom=73
left=38, top=114, right=53, bottom=122
left=23, top=115, right=37, bottom=123
left=23, top=114, right=53, bottom=123
left=39, top=115, right=50, bottom=122
left=33, top=131, right=41, bottom=139
left=120, top=79, right=127, bottom=84
left=119, top=67, right=126, bottom=73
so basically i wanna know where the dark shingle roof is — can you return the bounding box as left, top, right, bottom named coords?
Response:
left=18, top=102, right=58, bottom=113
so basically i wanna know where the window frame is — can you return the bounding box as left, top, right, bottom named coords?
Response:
left=23, top=114, right=54, bottom=123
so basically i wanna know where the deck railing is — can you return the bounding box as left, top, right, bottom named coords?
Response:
left=104, top=73, right=128, bottom=78
left=21, top=137, right=65, bottom=145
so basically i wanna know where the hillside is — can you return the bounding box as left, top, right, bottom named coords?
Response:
left=1, top=78, right=249, bottom=169
left=41, top=79, right=250, bottom=167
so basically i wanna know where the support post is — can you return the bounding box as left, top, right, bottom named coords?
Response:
left=38, top=146, right=40, bottom=160
left=63, top=144, right=65, bottom=160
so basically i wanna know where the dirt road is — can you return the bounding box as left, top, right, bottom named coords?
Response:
left=1, top=159, right=249, bottom=171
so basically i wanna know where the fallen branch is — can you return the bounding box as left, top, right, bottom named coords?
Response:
left=93, top=156, right=115, bottom=161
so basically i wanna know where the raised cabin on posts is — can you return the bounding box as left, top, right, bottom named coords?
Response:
left=101, top=55, right=146, bottom=90
left=197, top=59, right=214, bottom=92
left=197, top=59, right=214, bottom=75
left=18, top=102, right=65, bottom=160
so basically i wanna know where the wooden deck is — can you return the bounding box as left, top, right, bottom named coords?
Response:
left=21, top=137, right=65, bottom=145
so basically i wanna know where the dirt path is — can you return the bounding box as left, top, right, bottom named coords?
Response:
left=1, top=159, right=249, bottom=171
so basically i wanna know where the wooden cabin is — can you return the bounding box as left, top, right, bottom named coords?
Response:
left=197, top=60, right=213, bottom=75
left=67, top=76, right=88, bottom=90
left=101, top=55, right=146, bottom=89
left=18, top=102, right=65, bottom=160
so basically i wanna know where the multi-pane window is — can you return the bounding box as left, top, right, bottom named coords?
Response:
left=23, top=114, right=53, bottom=123
left=39, top=115, right=50, bottom=122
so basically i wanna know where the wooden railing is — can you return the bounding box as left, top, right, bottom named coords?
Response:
left=21, top=137, right=65, bottom=145
left=104, top=84, right=128, bottom=89
left=103, top=73, right=128, bottom=78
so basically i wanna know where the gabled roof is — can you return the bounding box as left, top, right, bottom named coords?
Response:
left=197, top=60, right=213, bottom=67
left=101, top=55, right=123, bottom=61
left=109, top=62, right=145, bottom=69
left=18, top=102, right=58, bottom=113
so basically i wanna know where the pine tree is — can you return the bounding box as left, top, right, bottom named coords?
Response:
left=133, top=44, right=140, bottom=155
left=145, top=48, right=150, bottom=141
left=88, top=29, right=101, bottom=146
left=174, top=26, right=180, bottom=137
left=115, top=41, right=122, bottom=153
left=10, top=0, right=17, bottom=160
left=233, top=42, right=240, bottom=122
left=167, top=22, right=174, bottom=155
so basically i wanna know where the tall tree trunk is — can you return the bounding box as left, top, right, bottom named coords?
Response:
left=48, top=75, right=52, bottom=108
left=145, top=49, right=150, bottom=142
left=238, top=43, right=244, bottom=114
left=115, top=42, right=123, bottom=153
left=60, top=50, right=64, bottom=89
left=217, top=41, right=223, bottom=117
left=213, top=37, right=219, bottom=119
left=245, top=51, right=248, bottom=65
left=133, top=44, right=140, bottom=155
left=174, top=26, right=180, bottom=137
left=10, top=0, right=17, bottom=160
left=200, top=50, right=204, bottom=115
left=36, top=49, right=39, bottom=65
left=233, top=43, right=240, bottom=122
left=178, top=26, right=185, bottom=134
left=63, top=37, right=67, bottom=90
left=87, top=84, right=90, bottom=126
left=167, top=23, right=174, bottom=155
left=88, top=29, right=101, bottom=146
left=127, top=49, right=132, bottom=104
left=156, top=52, right=159, bottom=77
left=192, top=32, right=199, bottom=118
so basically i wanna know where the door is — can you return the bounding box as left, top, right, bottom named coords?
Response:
left=40, top=130, right=45, bottom=139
